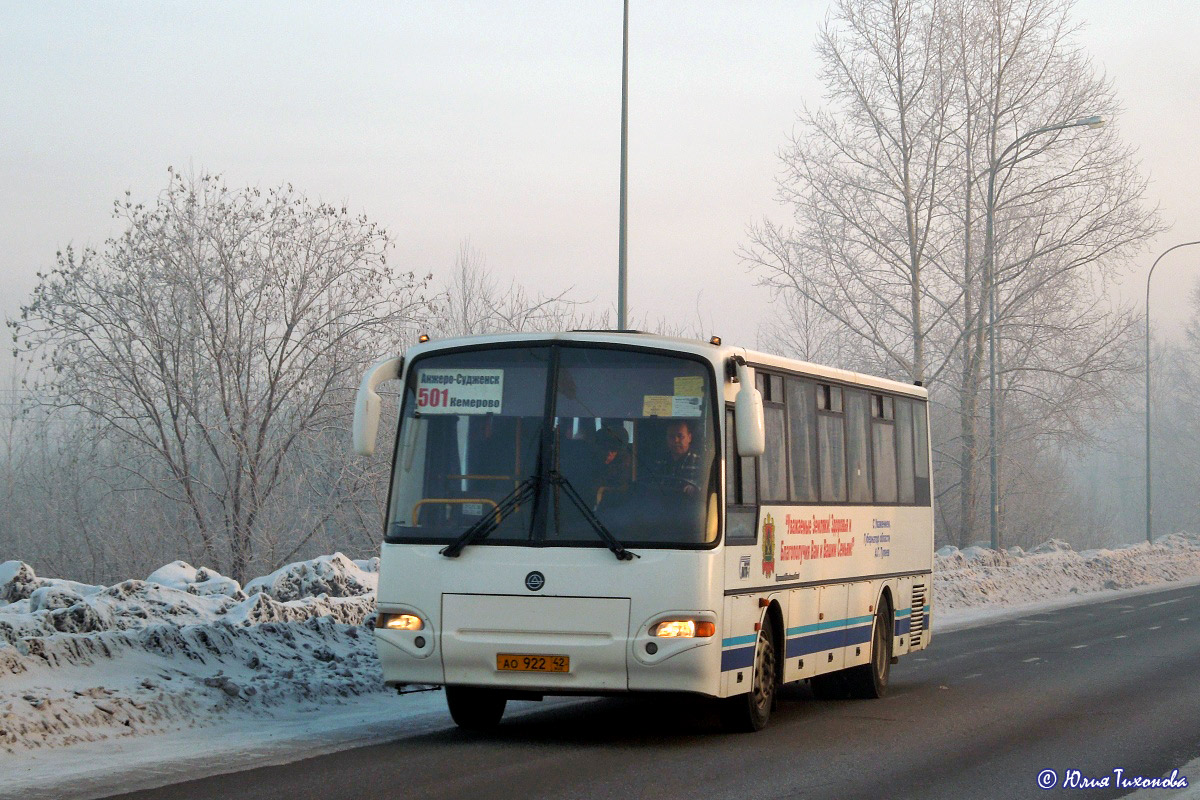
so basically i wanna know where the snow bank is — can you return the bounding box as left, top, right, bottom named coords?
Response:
left=0, top=554, right=381, bottom=754
left=244, top=553, right=378, bottom=601
left=934, top=531, right=1200, bottom=609
left=4, top=533, right=1200, bottom=761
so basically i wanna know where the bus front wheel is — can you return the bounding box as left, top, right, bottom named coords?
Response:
left=446, top=686, right=507, bottom=730
left=722, top=623, right=777, bottom=732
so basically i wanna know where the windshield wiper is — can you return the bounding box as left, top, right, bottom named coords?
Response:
left=548, top=470, right=639, bottom=561
left=440, top=476, right=539, bottom=558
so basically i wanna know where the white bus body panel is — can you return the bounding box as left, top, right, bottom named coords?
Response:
left=375, top=543, right=725, bottom=696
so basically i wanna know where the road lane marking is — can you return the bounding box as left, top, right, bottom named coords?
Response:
left=1179, top=617, right=1190, bottom=622
left=1148, top=625, right=1162, bottom=630
left=1022, top=657, right=1041, bottom=663
left=1114, top=634, right=1127, bottom=639
left=963, top=673, right=983, bottom=679
left=1072, top=644, right=1088, bottom=649
left=1145, top=597, right=1188, bottom=608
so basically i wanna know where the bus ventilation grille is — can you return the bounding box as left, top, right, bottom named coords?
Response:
left=910, top=585, right=927, bottom=647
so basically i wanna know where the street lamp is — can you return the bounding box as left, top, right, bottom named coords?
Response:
left=984, top=115, right=1106, bottom=550
left=617, top=0, right=630, bottom=330
left=1145, top=241, right=1200, bottom=544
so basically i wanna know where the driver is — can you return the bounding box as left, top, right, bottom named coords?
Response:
left=651, top=419, right=702, bottom=494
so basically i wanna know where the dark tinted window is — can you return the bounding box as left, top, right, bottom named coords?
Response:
left=845, top=390, right=872, bottom=503
left=786, top=378, right=818, bottom=502
left=761, top=404, right=787, bottom=501
left=818, top=413, right=846, bottom=502
left=914, top=401, right=931, bottom=505
left=895, top=398, right=916, bottom=504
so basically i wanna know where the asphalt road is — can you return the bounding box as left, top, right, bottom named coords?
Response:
left=110, top=584, right=1200, bottom=800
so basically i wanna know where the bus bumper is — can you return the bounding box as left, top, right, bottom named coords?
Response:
left=375, top=594, right=722, bottom=697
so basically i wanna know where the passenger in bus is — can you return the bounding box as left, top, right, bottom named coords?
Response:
left=650, top=419, right=702, bottom=494
left=592, top=426, right=632, bottom=508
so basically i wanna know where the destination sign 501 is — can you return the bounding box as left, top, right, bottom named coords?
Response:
left=416, top=369, right=504, bottom=414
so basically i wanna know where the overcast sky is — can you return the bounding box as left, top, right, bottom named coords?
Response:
left=3, top=0, right=1199, bottom=382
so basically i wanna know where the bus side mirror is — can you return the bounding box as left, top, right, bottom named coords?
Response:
left=353, top=356, right=403, bottom=456
left=734, top=362, right=765, bottom=457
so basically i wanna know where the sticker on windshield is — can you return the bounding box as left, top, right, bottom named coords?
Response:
left=643, top=394, right=703, bottom=418
left=672, top=396, right=702, bottom=417
left=416, top=369, right=504, bottom=414
left=642, top=395, right=673, bottom=417
left=673, top=376, right=703, bottom=397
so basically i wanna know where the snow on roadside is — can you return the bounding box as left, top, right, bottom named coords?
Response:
left=934, top=531, right=1200, bottom=610
left=0, top=554, right=382, bottom=754
left=3, top=531, right=1200, bottom=777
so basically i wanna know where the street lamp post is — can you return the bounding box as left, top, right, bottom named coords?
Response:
left=984, top=115, right=1105, bottom=550
left=617, top=0, right=629, bottom=331
left=1145, top=241, right=1200, bottom=544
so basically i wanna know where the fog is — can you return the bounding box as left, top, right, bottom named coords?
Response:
left=3, top=1, right=1197, bottom=376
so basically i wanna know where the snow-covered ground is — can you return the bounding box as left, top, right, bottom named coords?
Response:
left=3, top=533, right=1200, bottom=800
left=0, top=555, right=381, bottom=756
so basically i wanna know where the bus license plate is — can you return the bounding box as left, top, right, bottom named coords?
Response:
left=496, top=654, right=570, bottom=673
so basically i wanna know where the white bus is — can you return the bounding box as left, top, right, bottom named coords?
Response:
left=353, top=331, right=933, bottom=731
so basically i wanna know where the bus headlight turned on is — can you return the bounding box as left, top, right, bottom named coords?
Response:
left=653, top=620, right=716, bottom=638
left=374, top=608, right=435, bottom=663
left=377, top=613, right=424, bottom=631
left=633, top=612, right=719, bottom=669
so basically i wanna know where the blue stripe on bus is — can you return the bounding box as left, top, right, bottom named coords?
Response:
left=785, top=614, right=873, bottom=636
left=721, top=633, right=760, bottom=647
left=719, top=605, right=931, bottom=672
left=721, top=645, right=757, bottom=671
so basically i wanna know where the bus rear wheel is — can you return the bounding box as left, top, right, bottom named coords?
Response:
left=446, top=686, right=507, bottom=730
left=722, top=623, right=777, bottom=732
left=847, top=600, right=892, bottom=699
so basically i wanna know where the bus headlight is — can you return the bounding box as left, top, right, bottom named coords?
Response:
left=652, top=620, right=715, bottom=638
left=377, top=613, right=424, bottom=631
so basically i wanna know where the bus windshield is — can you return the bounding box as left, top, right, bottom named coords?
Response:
left=386, top=344, right=719, bottom=548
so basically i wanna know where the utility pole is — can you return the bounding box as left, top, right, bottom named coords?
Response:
left=617, top=0, right=629, bottom=330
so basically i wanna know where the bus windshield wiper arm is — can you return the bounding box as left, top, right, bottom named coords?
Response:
left=440, top=476, right=539, bottom=558
left=548, top=470, right=639, bottom=561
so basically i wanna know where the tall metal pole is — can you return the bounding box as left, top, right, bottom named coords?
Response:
left=985, top=168, right=999, bottom=550
left=1145, top=241, right=1200, bottom=544
left=985, top=115, right=1104, bottom=551
left=617, top=0, right=629, bottom=330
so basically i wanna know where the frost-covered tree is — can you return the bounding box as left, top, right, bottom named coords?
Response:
left=745, top=0, right=1160, bottom=547
left=10, top=170, right=430, bottom=581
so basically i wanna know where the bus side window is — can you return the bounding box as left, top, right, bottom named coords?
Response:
left=895, top=399, right=916, bottom=504
left=785, top=377, right=818, bottom=502
left=726, top=407, right=758, bottom=544
left=759, top=373, right=788, bottom=502
left=844, top=389, right=873, bottom=504
left=871, top=393, right=898, bottom=503
left=913, top=401, right=931, bottom=506
left=817, top=384, right=847, bottom=502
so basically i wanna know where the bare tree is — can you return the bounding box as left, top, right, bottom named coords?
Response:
left=942, top=0, right=1159, bottom=545
left=433, top=240, right=734, bottom=342
left=745, top=0, right=1160, bottom=547
left=745, top=0, right=954, bottom=385
left=10, top=170, right=431, bottom=581
left=432, top=242, right=595, bottom=337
